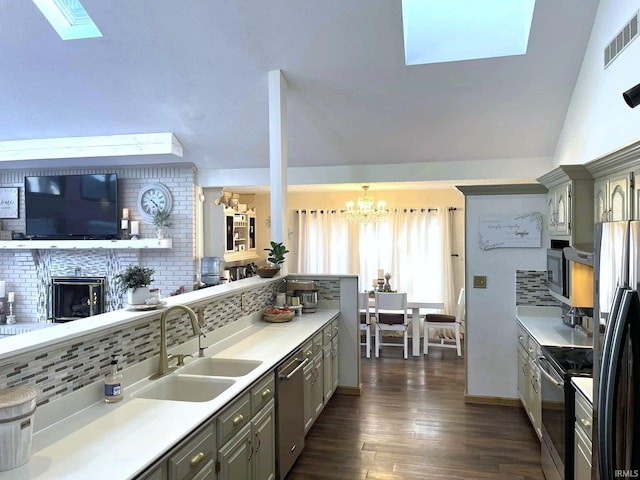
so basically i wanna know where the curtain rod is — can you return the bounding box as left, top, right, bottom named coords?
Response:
left=295, top=207, right=440, bottom=214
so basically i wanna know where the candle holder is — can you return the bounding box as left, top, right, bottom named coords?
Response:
left=6, top=299, right=15, bottom=324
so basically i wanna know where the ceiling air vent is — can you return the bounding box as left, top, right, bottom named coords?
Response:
left=604, top=10, right=639, bottom=68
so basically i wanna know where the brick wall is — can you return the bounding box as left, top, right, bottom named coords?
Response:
left=0, top=165, right=197, bottom=322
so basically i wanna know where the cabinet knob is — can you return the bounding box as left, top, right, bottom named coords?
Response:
left=233, top=414, right=244, bottom=425
left=580, top=417, right=591, bottom=428
left=261, top=388, right=271, bottom=398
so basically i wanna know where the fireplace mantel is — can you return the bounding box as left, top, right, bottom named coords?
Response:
left=0, top=239, right=172, bottom=250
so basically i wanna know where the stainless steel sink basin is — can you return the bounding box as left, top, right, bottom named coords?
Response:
left=180, top=357, right=262, bottom=377
left=134, top=376, right=235, bottom=402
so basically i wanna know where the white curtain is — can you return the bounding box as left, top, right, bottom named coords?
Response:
left=296, top=210, right=356, bottom=275
left=296, top=207, right=456, bottom=308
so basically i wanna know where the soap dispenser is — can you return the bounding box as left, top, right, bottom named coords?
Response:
left=104, top=355, right=123, bottom=403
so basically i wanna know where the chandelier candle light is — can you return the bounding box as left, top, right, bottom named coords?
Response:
left=345, top=186, right=387, bottom=223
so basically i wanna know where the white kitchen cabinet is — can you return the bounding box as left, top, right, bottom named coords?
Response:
left=574, top=388, right=592, bottom=480
left=252, top=401, right=276, bottom=480
left=202, top=191, right=259, bottom=262
left=594, top=172, right=632, bottom=222
left=218, top=423, right=252, bottom=480
left=537, top=165, right=594, bottom=247
left=548, top=183, right=571, bottom=236
left=322, top=320, right=339, bottom=403
left=516, top=322, right=541, bottom=440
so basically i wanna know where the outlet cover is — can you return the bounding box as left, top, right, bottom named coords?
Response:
left=473, top=275, right=487, bottom=288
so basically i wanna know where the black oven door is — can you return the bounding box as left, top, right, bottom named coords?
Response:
left=539, top=355, right=568, bottom=479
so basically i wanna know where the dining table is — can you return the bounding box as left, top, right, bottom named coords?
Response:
left=369, top=294, right=445, bottom=356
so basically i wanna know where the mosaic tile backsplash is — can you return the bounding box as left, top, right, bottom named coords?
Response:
left=0, top=278, right=342, bottom=407
left=515, top=270, right=561, bottom=306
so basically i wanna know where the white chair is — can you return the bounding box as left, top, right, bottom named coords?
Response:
left=423, top=288, right=464, bottom=356
left=374, top=292, right=409, bottom=359
left=359, top=292, right=373, bottom=358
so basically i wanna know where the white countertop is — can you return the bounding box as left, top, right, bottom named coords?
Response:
left=572, top=377, right=593, bottom=405
left=0, top=310, right=339, bottom=480
left=516, top=306, right=593, bottom=347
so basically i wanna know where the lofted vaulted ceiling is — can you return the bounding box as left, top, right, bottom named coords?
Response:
left=0, top=0, right=598, bottom=184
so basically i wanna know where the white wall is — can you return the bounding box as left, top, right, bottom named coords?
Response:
left=554, top=0, right=640, bottom=166
left=465, top=192, right=548, bottom=399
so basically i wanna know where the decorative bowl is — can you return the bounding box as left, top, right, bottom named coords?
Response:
left=263, top=311, right=295, bottom=323
left=256, top=267, right=280, bottom=278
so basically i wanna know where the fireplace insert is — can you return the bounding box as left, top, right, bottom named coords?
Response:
left=51, top=276, right=106, bottom=322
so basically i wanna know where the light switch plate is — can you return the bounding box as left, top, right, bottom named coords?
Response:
left=241, top=293, right=248, bottom=310
left=473, top=275, right=487, bottom=288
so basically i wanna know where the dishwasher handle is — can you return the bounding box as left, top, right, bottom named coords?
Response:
left=279, top=358, right=309, bottom=380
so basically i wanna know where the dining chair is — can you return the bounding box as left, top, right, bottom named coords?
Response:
left=423, top=288, right=464, bottom=356
left=359, top=292, right=373, bottom=358
left=374, top=292, right=409, bottom=359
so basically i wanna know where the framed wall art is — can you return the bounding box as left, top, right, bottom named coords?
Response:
left=0, top=188, right=18, bottom=219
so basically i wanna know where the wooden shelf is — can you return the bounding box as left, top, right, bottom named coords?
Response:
left=0, top=238, right=172, bottom=250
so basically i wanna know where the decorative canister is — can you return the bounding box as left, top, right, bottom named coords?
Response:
left=0, top=386, right=37, bottom=471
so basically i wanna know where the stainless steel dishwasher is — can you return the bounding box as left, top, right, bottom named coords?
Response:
left=276, top=349, right=308, bottom=479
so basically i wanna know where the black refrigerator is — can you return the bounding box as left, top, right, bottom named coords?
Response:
left=594, top=221, right=640, bottom=479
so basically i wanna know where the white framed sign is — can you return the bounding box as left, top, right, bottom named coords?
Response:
left=478, top=212, right=543, bottom=250
left=0, top=188, right=18, bottom=219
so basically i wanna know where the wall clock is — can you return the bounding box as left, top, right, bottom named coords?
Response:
left=137, top=182, right=173, bottom=223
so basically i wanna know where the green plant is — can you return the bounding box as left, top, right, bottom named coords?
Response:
left=115, top=265, right=155, bottom=292
left=264, top=241, right=289, bottom=265
left=152, top=209, right=172, bottom=228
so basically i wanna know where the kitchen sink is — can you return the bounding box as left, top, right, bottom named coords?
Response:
left=134, top=376, right=235, bottom=402
left=180, top=357, right=263, bottom=377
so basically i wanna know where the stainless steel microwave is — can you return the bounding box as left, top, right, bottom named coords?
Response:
left=547, top=248, right=569, bottom=297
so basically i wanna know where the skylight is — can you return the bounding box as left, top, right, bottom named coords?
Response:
left=33, top=0, right=102, bottom=40
left=402, top=0, right=535, bottom=65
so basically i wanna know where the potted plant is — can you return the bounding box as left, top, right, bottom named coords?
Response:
left=115, top=265, right=155, bottom=305
left=152, top=209, right=172, bottom=239
left=257, top=241, right=289, bottom=278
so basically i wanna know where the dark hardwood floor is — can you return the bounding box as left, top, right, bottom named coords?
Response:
left=286, top=347, right=545, bottom=480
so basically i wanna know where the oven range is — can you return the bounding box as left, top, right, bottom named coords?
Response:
left=538, top=345, right=593, bottom=480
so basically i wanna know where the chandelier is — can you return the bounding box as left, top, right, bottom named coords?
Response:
left=345, top=186, right=387, bottom=223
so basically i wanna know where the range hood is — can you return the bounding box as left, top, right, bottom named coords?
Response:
left=563, top=245, right=594, bottom=267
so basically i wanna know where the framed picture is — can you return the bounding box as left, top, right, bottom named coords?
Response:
left=0, top=188, right=18, bottom=219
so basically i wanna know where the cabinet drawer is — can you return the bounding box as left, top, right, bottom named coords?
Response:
left=251, top=372, right=275, bottom=415
left=332, top=319, right=339, bottom=338
left=217, top=392, right=251, bottom=446
left=575, top=390, right=593, bottom=441
left=303, top=340, right=313, bottom=361
left=313, top=332, right=323, bottom=352
left=323, top=324, right=333, bottom=345
left=517, top=324, right=528, bottom=350
left=168, top=423, right=215, bottom=480
left=527, top=336, right=540, bottom=359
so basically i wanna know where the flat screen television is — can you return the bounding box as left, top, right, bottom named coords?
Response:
left=24, top=173, right=119, bottom=240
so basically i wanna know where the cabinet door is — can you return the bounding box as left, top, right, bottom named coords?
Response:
left=609, top=172, right=632, bottom=221
left=218, top=423, right=252, bottom=480
left=594, top=178, right=609, bottom=222
left=248, top=214, right=256, bottom=251
left=574, top=424, right=592, bottom=480
left=225, top=213, right=235, bottom=253
left=555, top=184, right=571, bottom=235
left=303, top=361, right=315, bottom=433
left=323, top=343, right=333, bottom=401
left=331, top=337, right=339, bottom=393
left=547, top=194, right=557, bottom=234
left=253, top=402, right=275, bottom=480
left=517, top=344, right=528, bottom=406
left=312, top=354, right=324, bottom=418
left=528, top=360, right=541, bottom=439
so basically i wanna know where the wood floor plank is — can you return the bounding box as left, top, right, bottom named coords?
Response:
left=286, top=348, right=544, bottom=480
